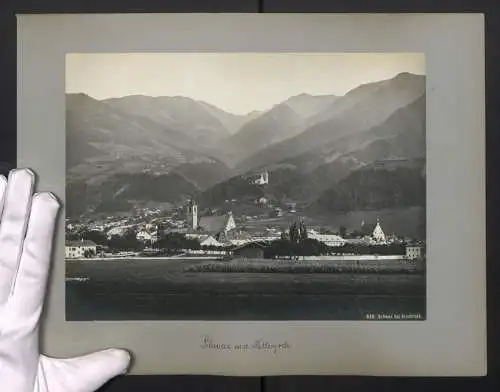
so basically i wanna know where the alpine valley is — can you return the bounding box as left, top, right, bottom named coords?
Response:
left=66, top=72, right=426, bottom=238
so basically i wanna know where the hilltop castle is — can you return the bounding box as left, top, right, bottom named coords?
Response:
left=253, top=170, right=269, bottom=185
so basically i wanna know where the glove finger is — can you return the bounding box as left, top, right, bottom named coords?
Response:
left=0, top=169, right=35, bottom=305
left=39, top=349, right=131, bottom=392
left=0, top=175, right=6, bottom=217
left=10, top=192, right=60, bottom=322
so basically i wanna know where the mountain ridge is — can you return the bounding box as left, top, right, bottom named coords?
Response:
left=197, top=88, right=426, bottom=215
left=66, top=93, right=234, bottom=191
left=235, top=72, right=425, bottom=173
left=219, top=93, right=340, bottom=164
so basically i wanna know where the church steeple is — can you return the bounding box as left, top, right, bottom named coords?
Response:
left=373, top=217, right=386, bottom=243
left=186, top=199, right=198, bottom=230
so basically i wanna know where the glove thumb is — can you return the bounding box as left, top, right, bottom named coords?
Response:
left=38, top=348, right=131, bottom=392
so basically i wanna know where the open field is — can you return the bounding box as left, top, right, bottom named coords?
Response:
left=182, top=256, right=422, bottom=273
left=66, top=258, right=426, bottom=321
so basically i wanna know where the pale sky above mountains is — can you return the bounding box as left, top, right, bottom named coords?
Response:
left=66, top=52, right=425, bottom=115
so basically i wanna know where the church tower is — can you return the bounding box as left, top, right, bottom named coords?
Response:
left=372, top=217, right=386, bottom=243
left=186, top=199, right=198, bottom=230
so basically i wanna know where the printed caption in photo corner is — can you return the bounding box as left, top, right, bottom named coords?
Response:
left=364, top=312, right=424, bottom=320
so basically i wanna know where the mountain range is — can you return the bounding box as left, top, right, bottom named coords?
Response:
left=66, top=71, right=426, bottom=233
left=235, top=72, right=425, bottom=173
left=218, top=93, right=339, bottom=164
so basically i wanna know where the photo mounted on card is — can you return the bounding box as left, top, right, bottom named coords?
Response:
left=17, top=13, right=486, bottom=376
left=64, top=51, right=426, bottom=322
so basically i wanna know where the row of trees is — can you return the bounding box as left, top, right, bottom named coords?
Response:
left=281, top=220, right=308, bottom=243
left=265, top=238, right=330, bottom=258
left=157, top=233, right=201, bottom=251
left=264, top=239, right=406, bottom=259
left=272, top=220, right=328, bottom=258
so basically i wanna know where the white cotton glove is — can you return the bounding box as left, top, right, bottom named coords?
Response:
left=0, top=169, right=131, bottom=392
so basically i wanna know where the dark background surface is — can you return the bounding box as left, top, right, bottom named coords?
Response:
left=0, top=1, right=498, bottom=391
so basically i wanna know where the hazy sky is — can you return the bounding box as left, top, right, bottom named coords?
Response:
left=66, top=52, right=425, bottom=115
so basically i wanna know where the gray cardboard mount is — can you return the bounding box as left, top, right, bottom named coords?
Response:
left=17, top=13, right=485, bottom=376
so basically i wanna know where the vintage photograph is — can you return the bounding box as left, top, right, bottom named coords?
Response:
left=65, top=52, right=426, bottom=321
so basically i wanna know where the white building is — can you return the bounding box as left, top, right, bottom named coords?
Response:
left=308, top=230, right=346, bottom=247
left=65, top=240, right=97, bottom=259
left=254, top=171, right=269, bottom=185
left=406, top=245, right=424, bottom=259
left=257, top=197, right=268, bottom=205
left=229, top=239, right=252, bottom=246
left=136, top=231, right=154, bottom=242
left=88, top=224, right=105, bottom=232
left=106, top=226, right=131, bottom=239
left=185, top=234, right=224, bottom=247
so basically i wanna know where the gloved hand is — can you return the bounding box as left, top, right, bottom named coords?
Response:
left=0, top=169, right=131, bottom=392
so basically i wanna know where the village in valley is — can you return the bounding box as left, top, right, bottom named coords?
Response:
left=65, top=169, right=425, bottom=270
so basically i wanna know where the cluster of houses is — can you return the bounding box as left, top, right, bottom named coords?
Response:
left=65, top=199, right=424, bottom=260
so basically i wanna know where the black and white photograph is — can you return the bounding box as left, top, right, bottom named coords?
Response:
left=65, top=52, right=426, bottom=321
